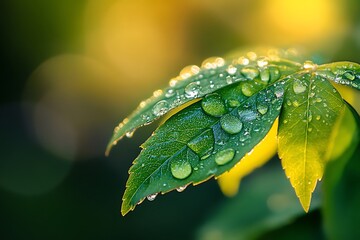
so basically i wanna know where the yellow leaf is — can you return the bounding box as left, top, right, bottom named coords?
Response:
left=217, top=119, right=278, bottom=197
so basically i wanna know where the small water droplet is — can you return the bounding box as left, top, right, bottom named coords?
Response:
left=239, top=109, right=258, bottom=121
left=241, top=83, right=255, bottom=97
left=147, top=193, right=158, bottom=201
left=114, top=126, right=120, bottom=133
left=260, top=69, right=270, bottom=82
left=226, top=99, right=241, bottom=108
left=153, top=89, right=163, bottom=97
left=286, top=100, right=292, bottom=106
left=201, top=57, right=225, bottom=69
left=237, top=56, right=250, bottom=65
left=283, top=119, right=288, bottom=124
left=169, top=78, right=178, bottom=87
left=170, top=159, right=192, bottom=179
left=308, top=127, right=313, bottom=132
left=176, top=186, right=187, bottom=192
left=220, top=114, right=243, bottom=134
left=152, top=100, right=169, bottom=117
left=316, top=115, right=321, bottom=120
left=269, top=66, right=281, bottom=82
left=247, top=52, right=257, bottom=61
left=257, top=57, right=269, bottom=67
left=292, top=100, right=300, bottom=107
left=315, top=97, right=322, bottom=103
left=179, top=65, right=200, bottom=79
left=226, top=65, right=237, bottom=75
left=274, top=85, right=284, bottom=98
left=201, top=93, right=227, bottom=117
left=184, top=82, right=200, bottom=98
left=303, top=60, right=317, bottom=70
left=165, top=89, right=176, bottom=98
left=240, top=66, right=259, bottom=80
left=257, top=104, right=268, bottom=115
left=293, top=79, right=307, bottom=94
left=215, top=148, right=235, bottom=165
left=343, top=71, right=355, bottom=80
left=126, top=130, right=135, bottom=138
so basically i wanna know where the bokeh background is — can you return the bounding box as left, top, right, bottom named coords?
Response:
left=1, top=0, right=360, bottom=239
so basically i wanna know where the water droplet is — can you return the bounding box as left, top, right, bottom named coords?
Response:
left=153, top=89, right=163, bottom=97
left=176, top=186, right=187, bottom=192
left=226, top=99, right=241, bottom=108
left=220, top=114, right=243, bottom=134
left=293, top=79, right=307, bottom=94
left=169, top=78, right=178, bottom=87
left=308, top=111, right=313, bottom=122
left=201, top=93, right=227, bottom=117
left=114, top=126, right=120, bottom=133
left=257, top=57, right=269, bottom=67
left=315, top=98, right=322, bottom=103
left=152, top=100, right=169, bottom=117
left=274, top=85, right=284, bottom=98
left=187, top=129, right=214, bottom=158
left=184, top=82, right=200, bottom=98
left=147, top=193, right=158, bottom=201
left=286, top=100, right=292, bottom=106
left=269, top=66, right=281, bottom=82
left=126, top=130, right=135, bottom=138
left=170, top=159, right=192, bottom=179
left=237, top=56, right=250, bottom=65
left=201, top=57, right=225, bottom=69
left=240, top=66, right=259, bottom=80
left=344, top=71, right=355, bottom=80
left=215, top=148, right=235, bottom=165
left=239, top=109, right=258, bottom=121
left=292, top=100, right=300, bottom=107
left=283, top=119, right=288, bottom=124
left=241, top=83, right=255, bottom=97
left=139, top=101, right=147, bottom=108
left=308, top=127, right=313, bottom=132
left=179, top=65, right=200, bottom=79
left=260, top=69, right=270, bottom=82
left=165, top=89, right=176, bottom=98
left=316, top=115, right=321, bottom=120
left=257, top=104, right=268, bottom=115
left=303, top=60, right=317, bottom=70
left=225, top=65, right=236, bottom=75
left=247, top=52, right=257, bottom=61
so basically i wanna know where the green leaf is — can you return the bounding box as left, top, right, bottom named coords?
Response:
left=196, top=163, right=321, bottom=240
left=316, top=61, right=360, bottom=90
left=106, top=50, right=302, bottom=155
left=322, top=103, right=360, bottom=239
left=278, top=73, right=345, bottom=212
left=121, top=82, right=285, bottom=215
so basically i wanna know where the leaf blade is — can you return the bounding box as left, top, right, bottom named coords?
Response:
left=121, top=82, right=285, bottom=215
left=278, top=73, right=345, bottom=211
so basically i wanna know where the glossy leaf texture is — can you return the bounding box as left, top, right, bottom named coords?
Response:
left=278, top=73, right=345, bottom=212
left=316, top=61, right=360, bottom=90
left=106, top=49, right=302, bottom=155
left=121, top=81, right=285, bottom=215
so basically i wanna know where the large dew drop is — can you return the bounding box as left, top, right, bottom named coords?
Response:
left=293, top=79, right=307, bottom=94
left=241, top=83, right=255, bottom=97
left=170, top=159, right=192, bottom=179
left=152, top=100, right=169, bottom=117
left=201, top=93, right=227, bottom=117
left=201, top=57, right=225, bottom=69
left=215, top=148, right=235, bottom=165
left=220, top=114, right=243, bottom=134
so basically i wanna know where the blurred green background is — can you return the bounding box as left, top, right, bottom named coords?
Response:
left=1, top=0, right=360, bottom=239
